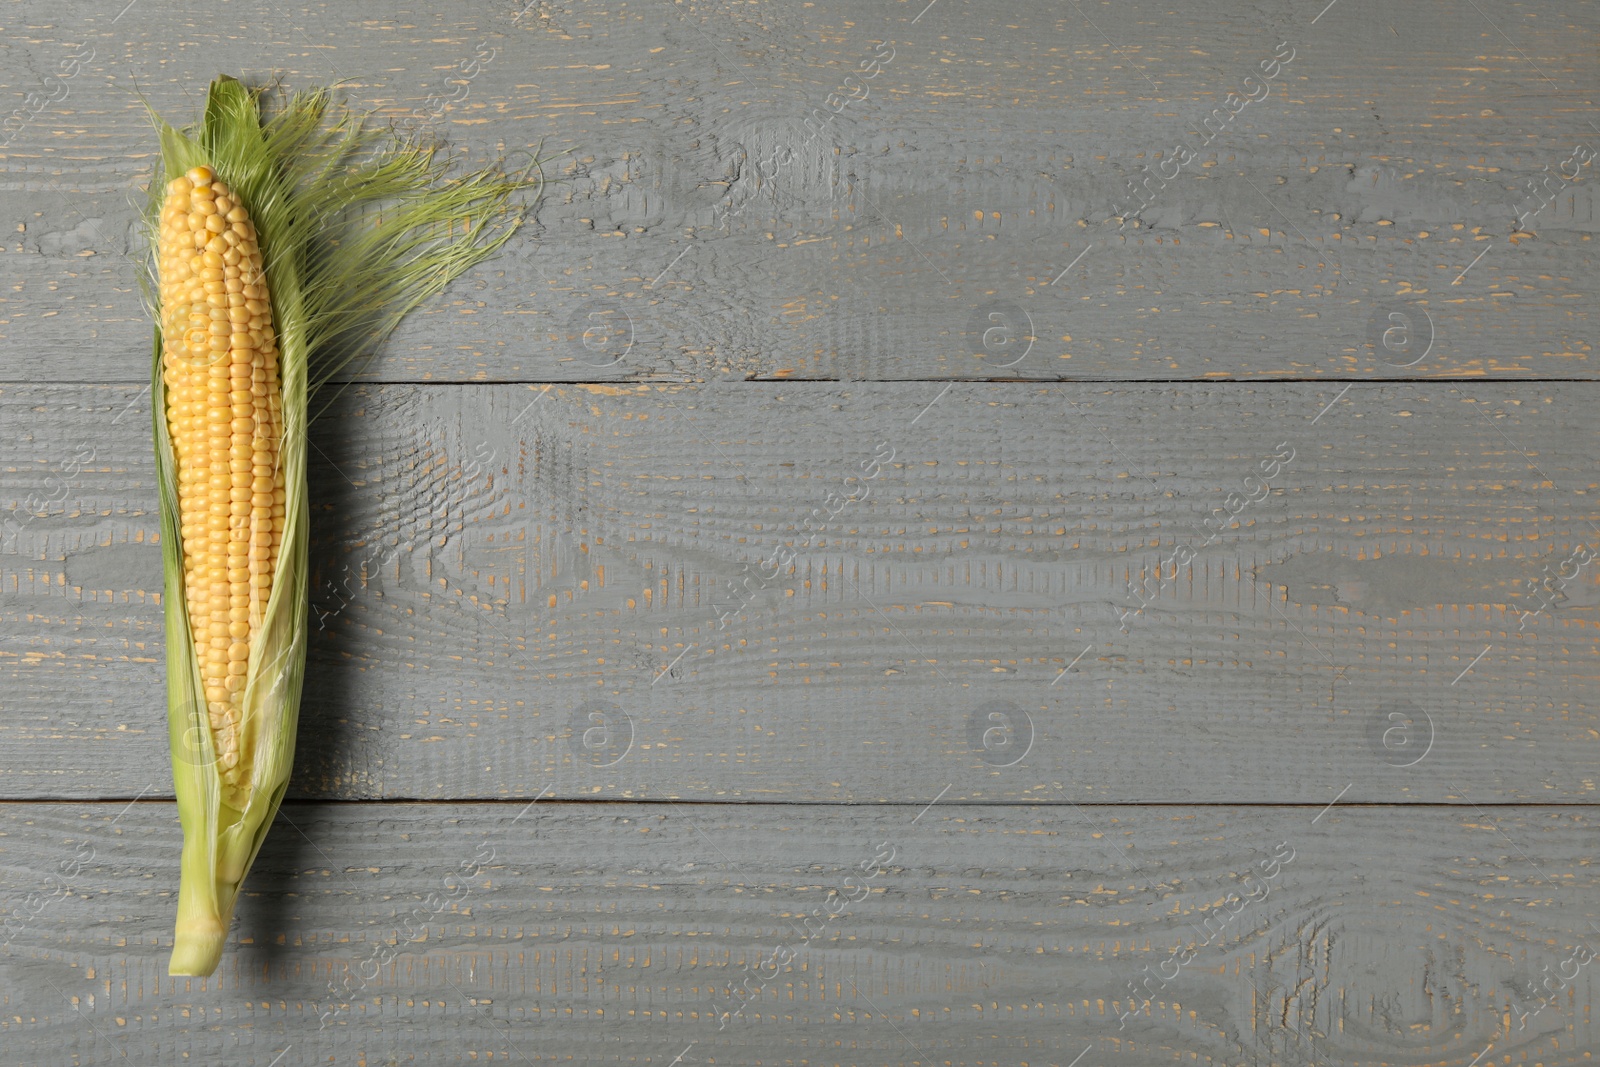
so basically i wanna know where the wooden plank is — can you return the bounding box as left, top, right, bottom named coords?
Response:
left=5, top=381, right=1599, bottom=803
left=0, top=0, right=1593, bottom=381
left=1, top=801, right=1596, bottom=1066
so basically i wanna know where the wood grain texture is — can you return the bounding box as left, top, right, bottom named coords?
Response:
left=4, top=1, right=1599, bottom=1063
left=2, top=801, right=1597, bottom=1067
left=0, top=0, right=1594, bottom=382
left=5, top=381, right=1599, bottom=803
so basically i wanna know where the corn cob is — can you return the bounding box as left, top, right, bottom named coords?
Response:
left=149, top=74, right=543, bottom=979
left=158, top=165, right=284, bottom=811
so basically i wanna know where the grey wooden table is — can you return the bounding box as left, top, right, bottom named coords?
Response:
left=3, top=1, right=1598, bottom=1064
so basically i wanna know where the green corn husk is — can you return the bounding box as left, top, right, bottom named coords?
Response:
left=143, top=75, right=543, bottom=977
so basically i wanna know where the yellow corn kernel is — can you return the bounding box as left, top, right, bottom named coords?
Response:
left=157, top=164, right=283, bottom=809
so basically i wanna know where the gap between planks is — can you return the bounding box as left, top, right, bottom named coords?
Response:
left=6, top=797, right=1599, bottom=809
left=6, top=376, right=1600, bottom=387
